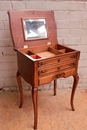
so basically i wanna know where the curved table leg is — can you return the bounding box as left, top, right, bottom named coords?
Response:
left=32, top=87, right=38, bottom=130
left=16, top=71, right=23, bottom=108
left=71, top=73, right=79, bottom=111
left=54, top=80, right=57, bottom=95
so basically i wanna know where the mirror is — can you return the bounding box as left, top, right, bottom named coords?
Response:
left=22, top=19, right=48, bottom=40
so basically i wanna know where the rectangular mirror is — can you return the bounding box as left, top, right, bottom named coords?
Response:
left=22, top=18, right=48, bottom=40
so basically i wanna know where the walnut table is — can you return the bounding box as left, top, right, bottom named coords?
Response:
left=8, top=10, right=80, bottom=130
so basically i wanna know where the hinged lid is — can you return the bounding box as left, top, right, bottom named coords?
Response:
left=8, top=10, right=58, bottom=50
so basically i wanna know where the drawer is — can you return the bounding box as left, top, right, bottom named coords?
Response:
left=38, top=68, right=75, bottom=85
left=63, top=68, right=76, bottom=78
left=38, top=53, right=77, bottom=68
left=38, top=73, right=63, bottom=85
left=38, top=61, right=76, bottom=76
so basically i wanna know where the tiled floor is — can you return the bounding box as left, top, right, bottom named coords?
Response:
left=0, top=88, right=87, bottom=130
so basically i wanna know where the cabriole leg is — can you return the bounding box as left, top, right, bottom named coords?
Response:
left=54, top=80, right=57, bottom=95
left=71, top=74, right=79, bottom=111
left=32, top=87, right=38, bottom=130
left=16, top=71, right=23, bottom=108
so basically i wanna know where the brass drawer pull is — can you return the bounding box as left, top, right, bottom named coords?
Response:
left=38, top=62, right=46, bottom=67
left=38, top=70, right=47, bottom=75
left=63, top=73, right=65, bottom=77
left=70, top=55, right=76, bottom=58
left=30, top=11, right=37, bottom=14
left=55, top=74, right=60, bottom=78
left=70, top=63, right=76, bottom=67
left=55, top=73, right=64, bottom=78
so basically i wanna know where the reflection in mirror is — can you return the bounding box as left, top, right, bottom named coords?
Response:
left=23, top=19, right=48, bottom=40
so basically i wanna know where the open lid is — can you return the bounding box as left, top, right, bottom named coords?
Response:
left=8, top=10, right=58, bottom=50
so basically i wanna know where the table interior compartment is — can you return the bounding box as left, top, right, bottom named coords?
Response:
left=27, top=47, right=65, bottom=59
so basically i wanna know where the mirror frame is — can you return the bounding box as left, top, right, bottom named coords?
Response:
left=22, top=18, right=48, bottom=41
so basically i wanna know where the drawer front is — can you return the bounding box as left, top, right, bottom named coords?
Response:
left=38, top=68, right=75, bottom=85
left=38, top=53, right=77, bottom=68
left=38, top=60, right=76, bottom=76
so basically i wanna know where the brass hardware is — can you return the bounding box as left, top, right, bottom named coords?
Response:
left=63, top=73, right=65, bottom=77
left=70, top=55, right=76, bottom=58
left=38, top=62, right=46, bottom=67
left=55, top=73, right=63, bottom=78
left=70, top=63, right=76, bottom=67
left=38, top=70, right=47, bottom=75
left=30, top=12, right=37, bottom=14
left=47, top=42, right=51, bottom=45
left=23, top=45, right=28, bottom=48
left=56, top=74, right=60, bottom=78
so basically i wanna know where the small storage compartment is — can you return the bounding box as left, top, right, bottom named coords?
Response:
left=36, top=47, right=62, bottom=58
left=22, top=44, right=77, bottom=61
left=25, top=47, right=63, bottom=59
left=38, top=68, right=76, bottom=85
left=30, top=55, right=41, bottom=59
